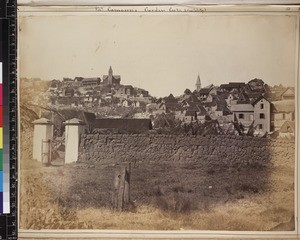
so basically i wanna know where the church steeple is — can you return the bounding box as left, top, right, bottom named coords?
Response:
left=109, top=66, right=113, bottom=76
left=108, top=66, right=113, bottom=84
left=196, top=74, right=201, bottom=92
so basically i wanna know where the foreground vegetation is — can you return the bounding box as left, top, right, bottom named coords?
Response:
left=20, top=139, right=294, bottom=230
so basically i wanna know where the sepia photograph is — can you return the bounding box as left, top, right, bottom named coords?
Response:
left=18, top=6, right=298, bottom=235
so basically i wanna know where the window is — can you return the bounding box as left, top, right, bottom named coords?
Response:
left=239, top=113, right=244, bottom=119
left=260, top=113, right=265, bottom=119
left=283, top=113, right=286, bottom=120
left=260, top=104, right=264, bottom=109
left=258, top=124, right=263, bottom=129
left=250, top=114, right=254, bottom=121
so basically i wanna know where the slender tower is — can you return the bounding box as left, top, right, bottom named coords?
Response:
left=196, top=74, right=201, bottom=92
left=108, top=66, right=113, bottom=84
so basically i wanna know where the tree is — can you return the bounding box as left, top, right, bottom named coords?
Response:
left=184, top=88, right=192, bottom=95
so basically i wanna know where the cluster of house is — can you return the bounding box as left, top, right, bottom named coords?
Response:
left=146, top=76, right=295, bottom=137
left=47, top=67, right=295, bottom=137
left=48, top=66, right=151, bottom=107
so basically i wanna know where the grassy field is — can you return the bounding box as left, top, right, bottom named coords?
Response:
left=19, top=132, right=295, bottom=231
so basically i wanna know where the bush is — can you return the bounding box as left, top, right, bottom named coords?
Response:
left=155, top=192, right=194, bottom=214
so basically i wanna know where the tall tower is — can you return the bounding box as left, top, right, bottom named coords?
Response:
left=196, top=75, right=201, bottom=92
left=108, top=66, right=113, bottom=84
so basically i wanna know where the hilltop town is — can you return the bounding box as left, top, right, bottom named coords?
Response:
left=20, top=66, right=295, bottom=137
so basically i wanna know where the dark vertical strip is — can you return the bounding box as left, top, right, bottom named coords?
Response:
left=0, top=1, right=5, bottom=19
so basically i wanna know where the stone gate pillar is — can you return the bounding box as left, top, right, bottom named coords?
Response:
left=63, top=118, right=85, bottom=164
left=32, top=118, right=53, bottom=162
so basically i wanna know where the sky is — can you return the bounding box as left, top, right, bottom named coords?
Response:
left=19, top=13, right=297, bottom=98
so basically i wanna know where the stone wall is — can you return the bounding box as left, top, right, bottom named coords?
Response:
left=78, top=133, right=294, bottom=166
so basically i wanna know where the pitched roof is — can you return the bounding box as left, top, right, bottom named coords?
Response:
left=237, top=92, right=250, bottom=104
left=199, top=89, right=210, bottom=95
left=272, top=100, right=295, bottom=113
left=199, top=85, right=214, bottom=95
left=230, top=104, right=254, bottom=112
left=196, top=105, right=207, bottom=116
left=279, top=120, right=295, bottom=133
left=159, top=102, right=165, bottom=109
left=103, top=75, right=121, bottom=80
left=251, top=95, right=271, bottom=106
left=187, top=94, right=200, bottom=102
left=91, top=118, right=152, bottom=132
left=280, top=87, right=295, bottom=97
left=213, top=95, right=227, bottom=106
left=165, top=103, right=183, bottom=112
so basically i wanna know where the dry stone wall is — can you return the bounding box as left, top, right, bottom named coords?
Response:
left=78, top=134, right=294, bottom=167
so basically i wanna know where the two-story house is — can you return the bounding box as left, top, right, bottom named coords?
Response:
left=231, top=95, right=271, bottom=133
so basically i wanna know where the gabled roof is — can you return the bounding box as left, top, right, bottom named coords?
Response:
left=165, top=103, right=182, bottom=112
left=186, top=103, right=207, bottom=116
left=279, top=120, right=295, bottom=133
left=237, top=92, right=250, bottom=104
left=103, top=75, right=121, bottom=80
left=213, top=95, right=227, bottom=106
left=199, top=88, right=210, bottom=95
left=156, top=98, right=164, bottom=104
left=246, top=92, right=263, bottom=100
left=216, top=105, right=232, bottom=116
left=196, top=105, right=207, bottom=116
left=159, top=102, right=165, bottom=109
left=280, top=87, right=295, bottom=97
left=187, top=94, right=200, bottom=102
left=251, top=95, right=271, bottom=106
left=272, top=100, right=295, bottom=113
left=199, top=84, right=214, bottom=95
